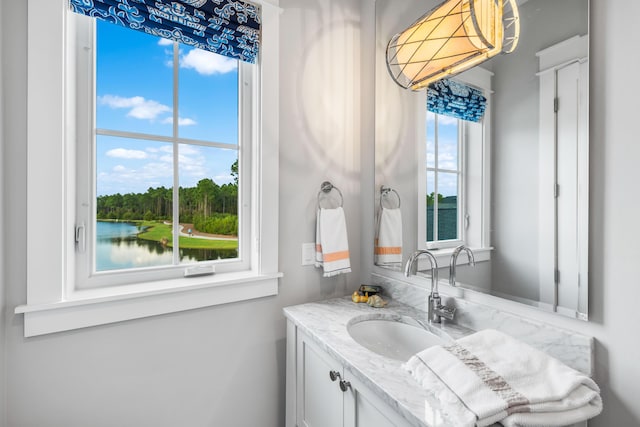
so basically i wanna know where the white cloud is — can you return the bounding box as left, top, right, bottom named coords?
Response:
left=97, top=143, right=237, bottom=194
left=179, top=145, right=200, bottom=155
left=437, top=115, right=458, bottom=126
left=174, top=145, right=209, bottom=180
left=179, top=49, right=237, bottom=75
left=106, top=148, right=148, bottom=160
left=438, top=173, right=458, bottom=197
left=158, top=38, right=173, bottom=46
left=161, top=117, right=198, bottom=126
left=438, top=153, right=458, bottom=170
left=178, top=117, right=197, bottom=126
left=98, top=161, right=173, bottom=195
left=140, top=161, right=173, bottom=179
left=98, top=95, right=171, bottom=121
left=213, top=174, right=234, bottom=183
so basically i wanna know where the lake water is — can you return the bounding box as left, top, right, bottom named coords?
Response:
left=96, top=221, right=237, bottom=272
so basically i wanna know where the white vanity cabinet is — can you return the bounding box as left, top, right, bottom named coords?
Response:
left=286, top=320, right=412, bottom=427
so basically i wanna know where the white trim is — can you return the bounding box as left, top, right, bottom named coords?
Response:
left=27, top=0, right=68, bottom=305
left=457, top=66, right=494, bottom=88
left=535, top=35, right=588, bottom=68
left=537, top=35, right=589, bottom=316
left=536, top=57, right=588, bottom=77
left=285, top=320, right=297, bottom=427
left=18, top=0, right=281, bottom=337
left=455, top=67, right=492, bottom=250
left=419, top=67, right=492, bottom=253
left=424, top=114, right=464, bottom=247
left=415, top=246, right=493, bottom=272
left=16, top=274, right=281, bottom=337
left=73, top=17, right=253, bottom=288
left=95, top=128, right=238, bottom=150
left=249, top=0, right=283, bottom=12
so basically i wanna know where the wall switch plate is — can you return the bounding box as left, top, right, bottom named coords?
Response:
left=302, top=243, right=316, bottom=266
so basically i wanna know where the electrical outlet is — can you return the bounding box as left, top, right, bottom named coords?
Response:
left=302, top=243, right=316, bottom=266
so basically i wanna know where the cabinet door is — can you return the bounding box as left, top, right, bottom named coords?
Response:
left=344, top=374, right=410, bottom=427
left=297, top=333, right=344, bottom=427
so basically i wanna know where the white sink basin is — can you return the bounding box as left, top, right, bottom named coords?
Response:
left=347, top=316, right=447, bottom=361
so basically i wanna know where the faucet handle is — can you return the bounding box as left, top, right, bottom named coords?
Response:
left=436, top=305, right=456, bottom=321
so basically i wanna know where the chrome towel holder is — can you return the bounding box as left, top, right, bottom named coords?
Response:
left=317, top=181, right=344, bottom=209
left=380, top=185, right=401, bottom=209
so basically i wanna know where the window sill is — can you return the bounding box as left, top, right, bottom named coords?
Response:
left=416, top=246, right=493, bottom=270
left=15, top=271, right=283, bottom=337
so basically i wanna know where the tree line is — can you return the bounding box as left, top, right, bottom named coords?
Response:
left=427, top=192, right=457, bottom=206
left=97, top=165, right=239, bottom=235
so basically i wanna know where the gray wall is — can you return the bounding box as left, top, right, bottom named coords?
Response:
left=581, top=1, right=640, bottom=423
left=0, top=0, right=6, bottom=424
left=1, top=0, right=364, bottom=426
left=490, top=0, right=588, bottom=301
left=373, top=0, right=429, bottom=271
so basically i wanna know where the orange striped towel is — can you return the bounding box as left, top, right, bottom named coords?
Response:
left=315, top=207, right=351, bottom=277
left=375, top=207, right=402, bottom=267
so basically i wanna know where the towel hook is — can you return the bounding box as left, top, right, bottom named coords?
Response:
left=317, top=181, right=344, bottom=209
left=380, top=186, right=401, bottom=209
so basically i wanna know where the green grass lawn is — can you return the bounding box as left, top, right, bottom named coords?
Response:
left=137, top=221, right=238, bottom=250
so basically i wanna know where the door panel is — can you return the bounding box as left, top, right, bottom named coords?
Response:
left=298, top=336, right=343, bottom=427
left=344, top=372, right=410, bottom=427
left=556, top=62, right=581, bottom=312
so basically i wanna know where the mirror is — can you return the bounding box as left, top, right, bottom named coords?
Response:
left=374, top=0, right=589, bottom=320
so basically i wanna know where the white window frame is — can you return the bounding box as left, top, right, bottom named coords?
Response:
left=16, top=0, right=282, bottom=337
left=425, top=113, right=465, bottom=250
left=74, top=15, right=252, bottom=288
left=417, top=67, right=494, bottom=268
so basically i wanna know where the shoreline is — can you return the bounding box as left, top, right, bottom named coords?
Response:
left=176, top=223, right=237, bottom=241
left=98, top=219, right=237, bottom=241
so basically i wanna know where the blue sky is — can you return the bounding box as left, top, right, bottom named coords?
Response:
left=95, top=21, right=240, bottom=196
left=426, top=111, right=459, bottom=197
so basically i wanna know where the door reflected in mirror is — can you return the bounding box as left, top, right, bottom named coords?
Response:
left=374, top=0, right=589, bottom=320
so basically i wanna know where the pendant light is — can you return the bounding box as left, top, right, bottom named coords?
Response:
left=386, top=0, right=520, bottom=91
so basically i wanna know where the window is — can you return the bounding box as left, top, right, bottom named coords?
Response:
left=416, top=70, right=493, bottom=267
left=17, top=0, right=281, bottom=337
left=426, top=111, right=463, bottom=248
left=75, top=17, right=251, bottom=288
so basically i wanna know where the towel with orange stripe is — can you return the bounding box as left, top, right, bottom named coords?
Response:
left=374, top=207, right=402, bottom=267
left=315, top=207, right=351, bottom=277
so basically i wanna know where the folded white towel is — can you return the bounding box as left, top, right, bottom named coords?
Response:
left=404, top=329, right=602, bottom=427
left=375, top=207, right=402, bottom=267
left=315, top=207, right=351, bottom=277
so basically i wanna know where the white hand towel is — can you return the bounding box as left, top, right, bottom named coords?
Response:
left=375, top=207, right=402, bottom=267
left=404, top=329, right=602, bottom=427
left=315, top=207, right=351, bottom=277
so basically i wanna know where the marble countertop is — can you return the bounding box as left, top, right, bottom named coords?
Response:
left=283, top=297, right=479, bottom=427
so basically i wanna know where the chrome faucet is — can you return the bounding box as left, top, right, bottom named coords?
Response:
left=404, top=250, right=456, bottom=323
left=449, top=245, right=476, bottom=288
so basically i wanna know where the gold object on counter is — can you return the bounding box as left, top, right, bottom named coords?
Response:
left=351, top=291, right=369, bottom=303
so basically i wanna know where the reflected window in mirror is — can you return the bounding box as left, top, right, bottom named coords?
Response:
left=426, top=111, right=462, bottom=247
left=417, top=70, right=494, bottom=268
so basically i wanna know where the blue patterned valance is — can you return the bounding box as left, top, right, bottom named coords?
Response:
left=427, top=79, right=487, bottom=123
left=69, top=0, right=261, bottom=63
